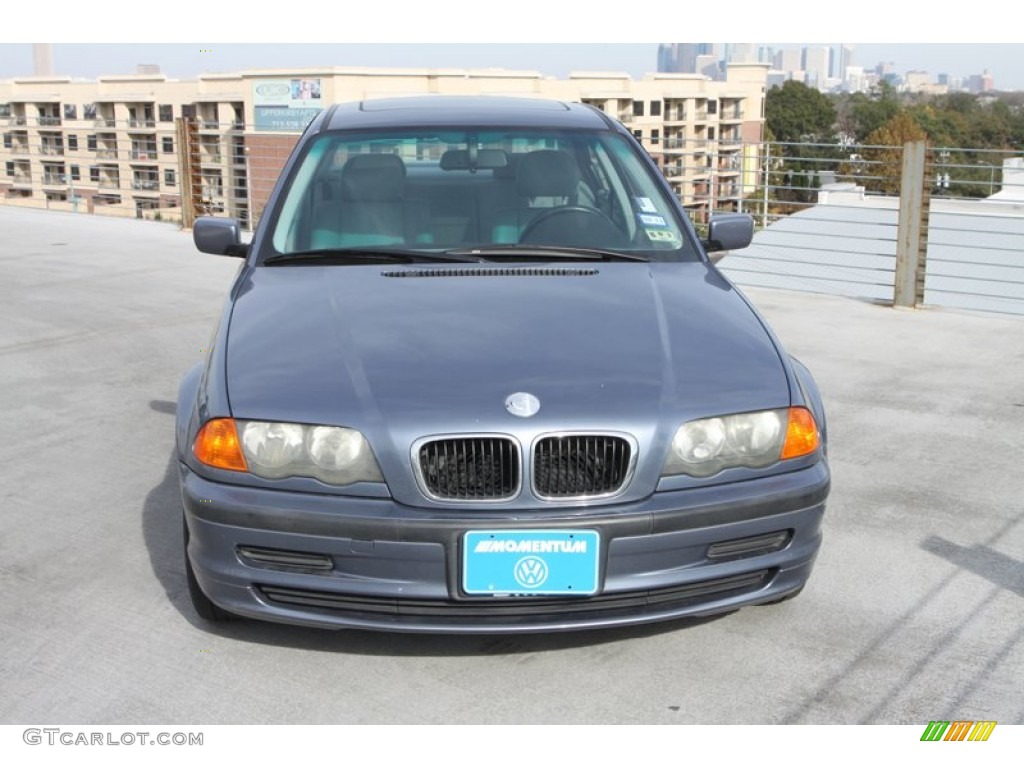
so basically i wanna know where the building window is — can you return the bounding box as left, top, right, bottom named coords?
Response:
left=5, top=161, right=13, bottom=176
left=162, top=136, right=174, bottom=153
left=632, top=100, right=645, bottom=117
left=0, top=103, right=11, bottom=118
left=68, top=135, right=78, bottom=151
left=2, top=133, right=10, bottom=149
left=70, top=165, right=80, bottom=181
left=708, top=100, right=717, bottom=115
left=89, top=166, right=100, bottom=182
left=165, top=169, right=176, bottom=186
left=87, top=135, right=97, bottom=151
left=632, top=129, right=642, bottom=141
left=159, top=104, right=173, bottom=122
left=63, top=104, right=77, bottom=120
left=708, top=128, right=716, bottom=140
left=651, top=129, right=660, bottom=145
left=83, top=103, right=97, bottom=119
left=650, top=101, right=662, bottom=117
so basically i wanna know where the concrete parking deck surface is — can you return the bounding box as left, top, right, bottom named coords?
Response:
left=1, top=207, right=1021, bottom=725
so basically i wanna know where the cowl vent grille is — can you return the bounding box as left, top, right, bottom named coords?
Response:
left=382, top=268, right=599, bottom=279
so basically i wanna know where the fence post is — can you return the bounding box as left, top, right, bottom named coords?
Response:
left=894, top=140, right=930, bottom=308
left=176, top=117, right=200, bottom=229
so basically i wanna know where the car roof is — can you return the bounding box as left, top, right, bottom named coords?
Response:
left=315, top=95, right=617, bottom=132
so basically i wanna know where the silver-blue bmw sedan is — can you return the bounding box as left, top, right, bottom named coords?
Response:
left=177, top=96, right=829, bottom=633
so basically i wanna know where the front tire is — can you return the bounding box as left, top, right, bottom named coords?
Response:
left=183, top=514, right=235, bottom=622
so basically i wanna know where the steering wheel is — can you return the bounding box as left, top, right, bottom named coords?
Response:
left=518, top=206, right=627, bottom=248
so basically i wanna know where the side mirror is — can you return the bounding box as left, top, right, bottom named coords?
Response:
left=194, top=217, right=247, bottom=257
left=703, top=213, right=754, bottom=260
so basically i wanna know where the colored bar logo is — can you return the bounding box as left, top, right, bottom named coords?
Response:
left=920, top=721, right=996, bottom=741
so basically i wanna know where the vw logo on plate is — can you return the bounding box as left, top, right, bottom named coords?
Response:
left=505, top=392, right=540, bottom=418
left=514, top=556, right=549, bottom=589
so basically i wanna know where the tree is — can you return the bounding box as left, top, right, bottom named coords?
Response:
left=855, top=113, right=928, bottom=194
left=847, top=89, right=901, bottom=142
left=765, top=81, right=836, bottom=145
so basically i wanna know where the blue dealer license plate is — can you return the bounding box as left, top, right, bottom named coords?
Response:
left=462, top=530, right=600, bottom=596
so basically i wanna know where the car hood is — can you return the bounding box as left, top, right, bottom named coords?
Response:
left=224, top=262, right=789, bottom=502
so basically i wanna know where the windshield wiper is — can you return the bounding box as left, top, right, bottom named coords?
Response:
left=444, top=245, right=649, bottom=262
left=263, top=247, right=484, bottom=266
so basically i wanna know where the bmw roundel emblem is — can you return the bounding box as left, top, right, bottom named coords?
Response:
left=505, top=392, right=540, bottom=418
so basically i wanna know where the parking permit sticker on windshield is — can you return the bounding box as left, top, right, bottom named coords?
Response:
left=646, top=229, right=677, bottom=242
left=635, top=197, right=657, bottom=213
left=637, top=213, right=667, bottom=227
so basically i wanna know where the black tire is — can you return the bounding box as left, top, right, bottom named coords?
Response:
left=183, top=515, right=235, bottom=622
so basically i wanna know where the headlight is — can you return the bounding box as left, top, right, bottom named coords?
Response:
left=194, top=418, right=383, bottom=485
left=663, top=408, right=818, bottom=478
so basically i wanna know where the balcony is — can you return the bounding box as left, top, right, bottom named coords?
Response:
left=199, top=152, right=222, bottom=165
left=94, top=118, right=116, bottom=128
left=38, top=116, right=61, bottom=126
left=98, top=179, right=121, bottom=189
left=132, top=179, right=160, bottom=191
left=10, top=145, right=30, bottom=155
left=130, top=149, right=158, bottom=161
left=42, top=174, right=67, bottom=187
left=96, top=148, right=118, bottom=159
left=128, top=119, right=156, bottom=129
left=10, top=173, right=32, bottom=187
left=8, top=116, right=27, bottom=126
left=200, top=186, right=224, bottom=200
left=39, top=144, right=65, bottom=156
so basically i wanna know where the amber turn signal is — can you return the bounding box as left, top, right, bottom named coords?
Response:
left=194, top=418, right=248, bottom=471
left=781, top=407, right=820, bottom=460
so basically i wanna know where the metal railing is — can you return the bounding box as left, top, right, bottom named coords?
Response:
left=638, top=136, right=1024, bottom=316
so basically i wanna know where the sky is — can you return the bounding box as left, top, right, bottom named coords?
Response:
left=1, top=2, right=1021, bottom=88
left=0, top=43, right=1021, bottom=89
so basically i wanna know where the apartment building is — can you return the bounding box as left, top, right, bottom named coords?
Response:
left=0, top=71, right=247, bottom=223
left=0, top=63, right=767, bottom=227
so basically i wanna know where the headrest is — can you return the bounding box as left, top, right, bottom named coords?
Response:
left=516, top=150, right=580, bottom=197
left=341, top=153, right=405, bottom=201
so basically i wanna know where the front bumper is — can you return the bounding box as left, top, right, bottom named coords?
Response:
left=180, top=461, right=828, bottom=633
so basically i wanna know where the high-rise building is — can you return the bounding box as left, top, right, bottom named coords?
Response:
left=773, top=48, right=802, bottom=75
left=657, top=44, right=717, bottom=74
left=802, top=47, right=830, bottom=90
left=831, top=45, right=853, bottom=81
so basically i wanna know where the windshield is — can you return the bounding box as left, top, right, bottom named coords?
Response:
left=264, top=128, right=699, bottom=262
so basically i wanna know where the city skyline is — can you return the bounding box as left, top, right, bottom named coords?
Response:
left=1, top=43, right=1022, bottom=91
